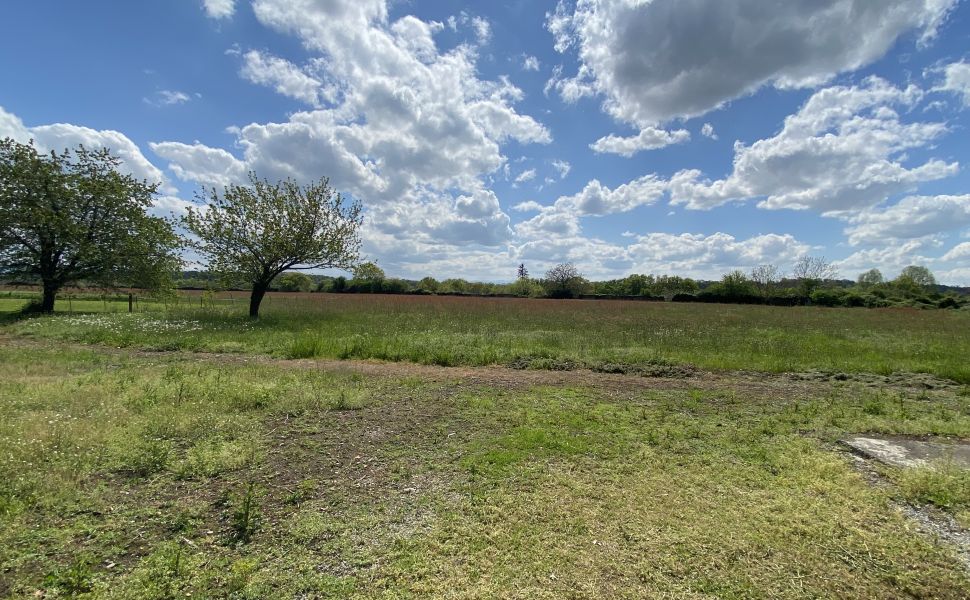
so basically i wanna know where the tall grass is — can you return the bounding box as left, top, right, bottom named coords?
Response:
left=7, top=292, right=970, bottom=381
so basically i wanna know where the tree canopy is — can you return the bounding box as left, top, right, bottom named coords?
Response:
left=857, top=268, right=884, bottom=287
left=544, top=262, right=586, bottom=298
left=895, top=265, right=936, bottom=291
left=0, top=138, right=181, bottom=312
left=183, top=172, right=362, bottom=318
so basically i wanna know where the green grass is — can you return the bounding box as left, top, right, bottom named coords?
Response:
left=6, top=291, right=970, bottom=382
left=1, top=343, right=970, bottom=598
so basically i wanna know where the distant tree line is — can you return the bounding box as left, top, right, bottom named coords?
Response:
left=178, top=259, right=967, bottom=310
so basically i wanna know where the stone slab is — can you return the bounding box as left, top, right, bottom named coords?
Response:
left=842, top=435, right=970, bottom=469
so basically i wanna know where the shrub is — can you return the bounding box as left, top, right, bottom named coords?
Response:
left=938, top=297, right=960, bottom=309
left=809, top=288, right=845, bottom=307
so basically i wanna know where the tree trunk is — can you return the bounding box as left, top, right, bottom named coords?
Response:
left=249, top=282, right=268, bottom=318
left=41, top=281, right=58, bottom=313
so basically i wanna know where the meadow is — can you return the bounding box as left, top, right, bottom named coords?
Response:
left=2, top=292, right=970, bottom=598
left=5, top=290, right=970, bottom=382
left=1, top=340, right=969, bottom=598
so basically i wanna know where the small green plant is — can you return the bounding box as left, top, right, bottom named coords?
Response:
left=331, top=390, right=364, bottom=411
left=124, top=437, right=172, bottom=476
left=862, top=396, right=887, bottom=416
left=230, top=482, right=261, bottom=544
left=45, top=557, right=94, bottom=596
left=284, top=479, right=317, bottom=505
left=227, top=557, right=260, bottom=593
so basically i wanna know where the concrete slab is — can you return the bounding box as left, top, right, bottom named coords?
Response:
left=842, top=435, right=970, bottom=469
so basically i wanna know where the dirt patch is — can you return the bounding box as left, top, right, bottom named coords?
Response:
left=788, top=370, right=960, bottom=390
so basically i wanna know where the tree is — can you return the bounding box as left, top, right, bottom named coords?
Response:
left=329, top=275, right=347, bottom=293
left=894, top=265, right=936, bottom=294
left=276, top=272, right=314, bottom=292
left=715, top=270, right=757, bottom=297
left=183, top=172, right=361, bottom=318
left=517, top=263, right=529, bottom=279
left=655, top=275, right=698, bottom=299
left=0, top=138, right=181, bottom=312
left=544, top=262, right=586, bottom=298
left=509, top=276, right=544, bottom=297
left=791, top=256, right=838, bottom=296
left=352, top=262, right=385, bottom=283
left=857, top=268, right=884, bottom=287
left=417, top=276, right=439, bottom=292
left=750, top=264, right=781, bottom=295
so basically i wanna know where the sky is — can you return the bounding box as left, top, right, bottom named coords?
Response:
left=1, top=0, right=970, bottom=284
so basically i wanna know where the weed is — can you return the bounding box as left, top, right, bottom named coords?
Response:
left=45, top=557, right=94, bottom=596
left=230, top=482, right=261, bottom=544
left=122, top=436, right=171, bottom=476
left=332, top=389, right=364, bottom=411
left=284, top=479, right=317, bottom=505
left=862, top=397, right=887, bottom=416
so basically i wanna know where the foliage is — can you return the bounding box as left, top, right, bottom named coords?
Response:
left=352, top=261, right=385, bottom=283
left=712, top=270, right=757, bottom=297
left=543, top=262, right=587, bottom=298
left=0, top=138, right=182, bottom=312
left=183, top=172, right=361, bottom=317
left=516, top=263, right=529, bottom=279
left=895, top=265, right=936, bottom=293
left=857, top=268, right=884, bottom=287
left=417, top=276, right=439, bottom=292
left=276, top=272, right=314, bottom=292
left=509, top=277, right=545, bottom=298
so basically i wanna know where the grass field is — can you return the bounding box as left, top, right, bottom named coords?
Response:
left=2, top=292, right=970, bottom=598
left=6, top=291, right=970, bottom=382
left=1, top=340, right=969, bottom=598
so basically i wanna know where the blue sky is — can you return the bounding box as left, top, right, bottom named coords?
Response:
left=2, top=0, right=970, bottom=283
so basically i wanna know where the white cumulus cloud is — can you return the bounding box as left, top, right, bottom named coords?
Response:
left=202, top=0, right=235, bottom=19
left=548, top=0, right=956, bottom=127
left=669, top=78, right=957, bottom=214
left=590, top=127, right=690, bottom=156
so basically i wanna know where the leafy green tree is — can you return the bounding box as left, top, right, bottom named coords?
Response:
left=0, top=138, right=181, bottom=312
left=655, top=275, right=699, bottom=298
left=857, top=268, right=884, bottom=287
left=417, top=276, right=439, bottom=292
left=440, top=278, right=470, bottom=294
left=352, top=262, right=385, bottom=283
left=329, top=275, right=347, bottom=292
left=276, top=272, right=314, bottom=292
left=715, top=270, right=757, bottom=297
left=183, top=173, right=362, bottom=318
left=896, top=265, right=936, bottom=290
left=509, top=277, right=544, bottom=297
